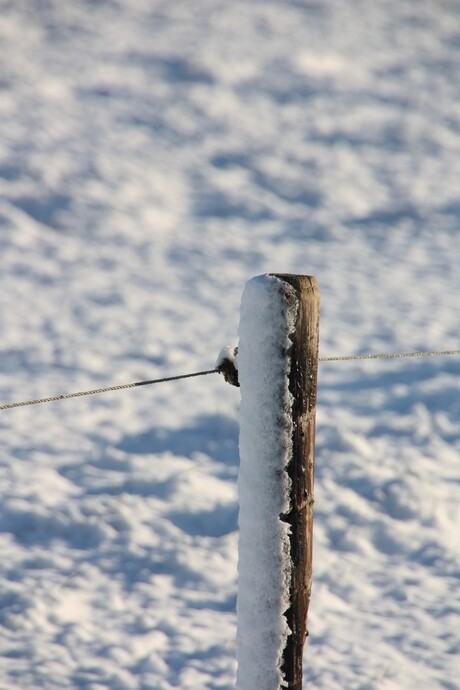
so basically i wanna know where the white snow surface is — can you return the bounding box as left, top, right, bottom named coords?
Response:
left=236, top=275, right=297, bottom=690
left=215, top=346, right=238, bottom=372
left=0, top=1, right=460, bottom=689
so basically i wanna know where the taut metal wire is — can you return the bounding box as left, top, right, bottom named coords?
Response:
left=0, top=349, right=458, bottom=411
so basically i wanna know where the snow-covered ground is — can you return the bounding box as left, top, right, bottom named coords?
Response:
left=1, top=1, right=459, bottom=688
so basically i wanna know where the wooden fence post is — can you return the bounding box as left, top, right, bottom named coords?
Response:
left=236, top=274, right=320, bottom=690
left=275, top=274, right=320, bottom=689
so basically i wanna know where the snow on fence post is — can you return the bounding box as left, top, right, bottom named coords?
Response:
left=236, top=274, right=320, bottom=690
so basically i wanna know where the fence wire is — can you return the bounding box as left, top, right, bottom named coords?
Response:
left=318, top=349, right=460, bottom=362
left=0, top=349, right=458, bottom=411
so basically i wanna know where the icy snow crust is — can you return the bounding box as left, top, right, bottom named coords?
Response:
left=236, top=275, right=297, bottom=690
left=1, top=2, right=460, bottom=689
left=215, top=345, right=239, bottom=371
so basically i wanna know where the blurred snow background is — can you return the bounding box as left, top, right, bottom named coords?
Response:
left=0, top=1, right=459, bottom=688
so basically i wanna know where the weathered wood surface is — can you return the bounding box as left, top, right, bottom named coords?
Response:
left=273, top=274, right=320, bottom=690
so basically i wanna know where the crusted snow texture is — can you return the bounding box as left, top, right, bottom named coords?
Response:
left=236, top=274, right=298, bottom=690
left=215, top=345, right=239, bottom=370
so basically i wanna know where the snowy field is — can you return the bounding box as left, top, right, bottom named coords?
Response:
left=1, top=1, right=460, bottom=688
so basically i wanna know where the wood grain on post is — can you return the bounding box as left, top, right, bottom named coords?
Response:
left=272, top=274, right=320, bottom=690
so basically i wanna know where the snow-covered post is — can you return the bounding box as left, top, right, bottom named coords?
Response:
left=236, top=274, right=320, bottom=690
